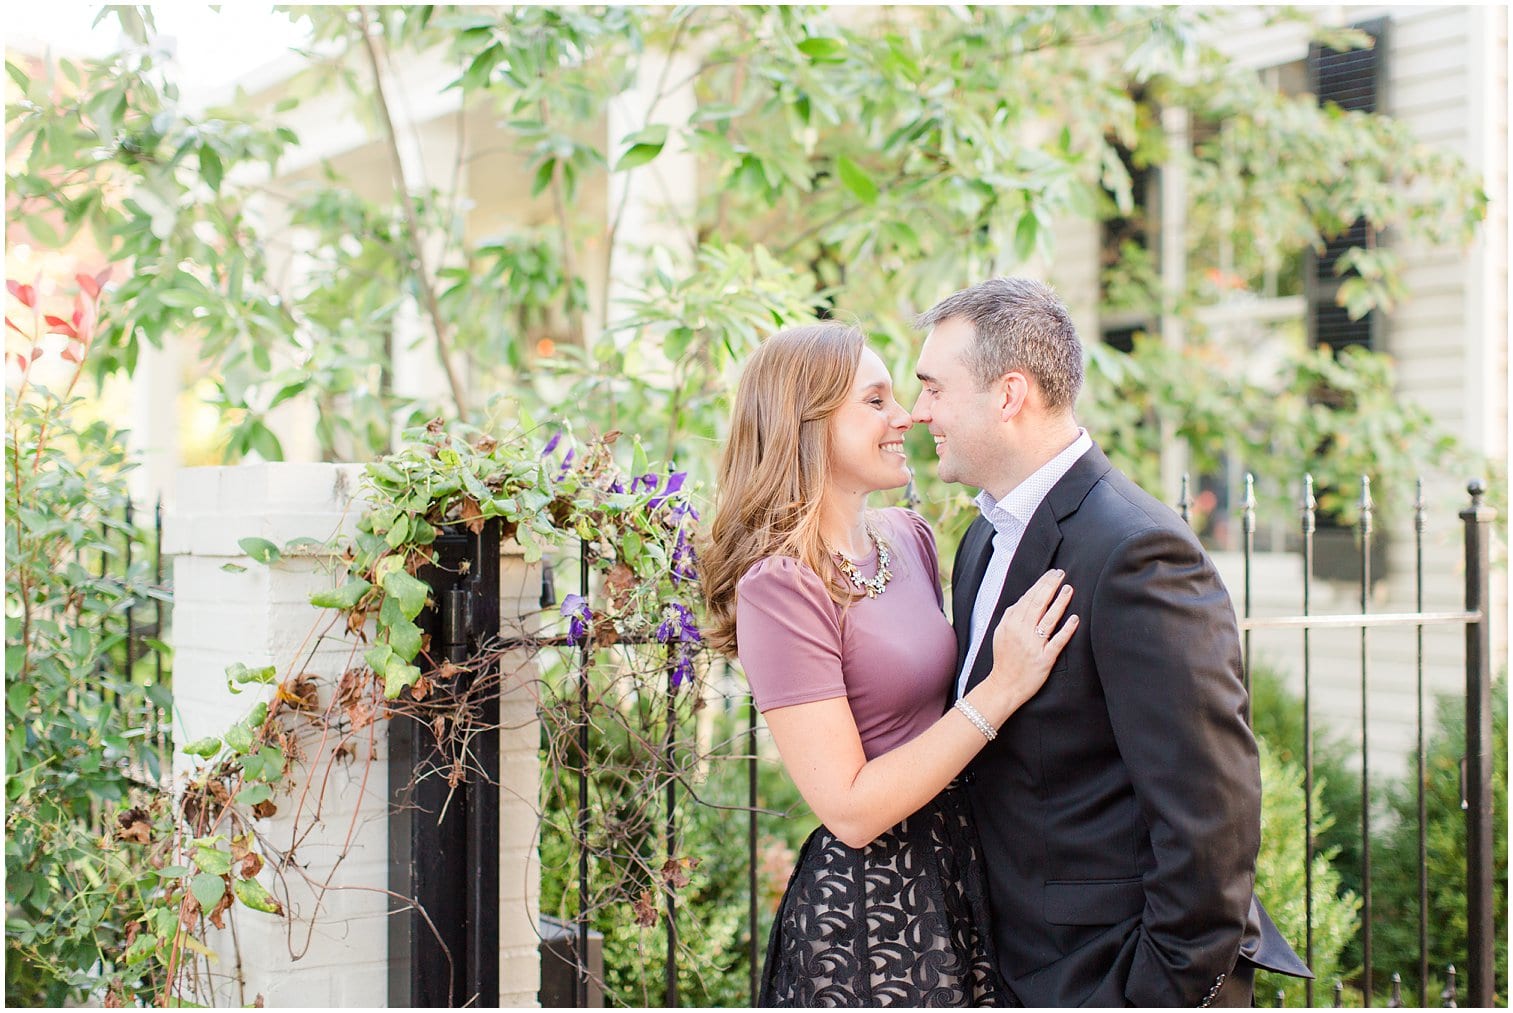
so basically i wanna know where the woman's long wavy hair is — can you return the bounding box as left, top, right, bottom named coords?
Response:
left=701, top=323, right=865, bottom=658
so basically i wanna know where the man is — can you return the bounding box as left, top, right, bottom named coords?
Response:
left=911, top=277, right=1310, bottom=1007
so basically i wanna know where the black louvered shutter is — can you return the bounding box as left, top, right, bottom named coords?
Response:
left=1305, top=18, right=1388, bottom=357
left=1304, top=19, right=1390, bottom=582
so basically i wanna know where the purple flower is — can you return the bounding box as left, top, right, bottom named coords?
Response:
left=610, top=478, right=625, bottom=494
left=632, top=473, right=660, bottom=495
left=561, top=593, right=591, bottom=645
left=669, top=528, right=698, bottom=585
left=670, top=500, right=700, bottom=524
left=540, top=429, right=562, bottom=456
left=669, top=648, right=694, bottom=690
left=556, top=447, right=576, bottom=479
left=646, top=471, right=686, bottom=512
left=654, top=602, right=701, bottom=644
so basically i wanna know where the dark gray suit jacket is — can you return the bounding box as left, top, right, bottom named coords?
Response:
left=951, top=443, right=1310, bottom=1006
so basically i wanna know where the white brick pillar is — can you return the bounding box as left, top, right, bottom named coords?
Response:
left=167, top=463, right=541, bottom=1007
left=497, top=548, right=544, bottom=1008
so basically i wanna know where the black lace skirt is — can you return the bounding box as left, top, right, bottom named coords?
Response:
left=759, top=784, right=1013, bottom=1007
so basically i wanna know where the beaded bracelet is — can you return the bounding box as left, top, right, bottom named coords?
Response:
left=954, top=697, right=997, bottom=742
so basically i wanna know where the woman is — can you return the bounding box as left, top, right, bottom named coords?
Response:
left=701, top=323, right=1078, bottom=1007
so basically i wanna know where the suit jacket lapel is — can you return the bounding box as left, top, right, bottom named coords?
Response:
left=963, top=509, right=1062, bottom=694
left=961, top=443, right=1114, bottom=695
left=952, top=517, right=995, bottom=687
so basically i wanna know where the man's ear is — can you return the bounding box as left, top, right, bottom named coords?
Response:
left=999, top=371, right=1030, bottom=421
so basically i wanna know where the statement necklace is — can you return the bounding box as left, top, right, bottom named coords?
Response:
left=832, top=524, right=893, bottom=599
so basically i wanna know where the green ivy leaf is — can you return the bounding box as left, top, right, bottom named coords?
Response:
left=309, top=576, right=372, bottom=610
left=387, top=616, right=423, bottom=663
left=233, top=875, right=283, bottom=915
left=226, top=662, right=277, bottom=686
left=235, top=783, right=272, bottom=806
left=220, top=562, right=247, bottom=574
left=368, top=461, right=405, bottom=484
left=383, top=569, right=430, bottom=621
left=365, top=643, right=395, bottom=675
left=384, top=512, right=412, bottom=548
left=836, top=155, right=878, bottom=205
left=237, top=537, right=281, bottom=565
left=189, top=871, right=226, bottom=912
left=183, top=737, right=221, bottom=758
left=243, top=745, right=285, bottom=784
left=223, top=722, right=254, bottom=755
left=382, top=656, right=422, bottom=699
left=192, top=842, right=232, bottom=877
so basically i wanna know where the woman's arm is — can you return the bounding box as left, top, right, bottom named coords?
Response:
left=763, top=568, right=1076, bottom=848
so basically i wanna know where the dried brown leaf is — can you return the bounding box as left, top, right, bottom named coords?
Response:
left=208, top=884, right=234, bottom=930
left=459, top=496, right=486, bottom=535
left=632, top=890, right=658, bottom=928
left=277, top=673, right=320, bottom=711
left=604, top=562, right=637, bottom=610
left=116, top=808, right=152, bottom=845
left=252, top=799, right=278, bottom=820
left=239, top=851, right=264, bottom=879
left=660, top=856, right=700, bottom=890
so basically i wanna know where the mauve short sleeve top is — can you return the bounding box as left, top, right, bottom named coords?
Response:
left=735, top=507, right=957, bottom=759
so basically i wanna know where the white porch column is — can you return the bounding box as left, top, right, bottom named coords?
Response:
left=1158, top=103, right=1191, bottom=500
left=604, top=48, right=700, bottom=333
left=127, top=330, right=182, bottom=506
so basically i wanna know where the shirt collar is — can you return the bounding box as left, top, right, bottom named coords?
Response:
left=974, top=428, right=1092, bottom=533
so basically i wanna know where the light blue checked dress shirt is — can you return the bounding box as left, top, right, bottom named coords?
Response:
left=956, top=429, right=1092, bottom=698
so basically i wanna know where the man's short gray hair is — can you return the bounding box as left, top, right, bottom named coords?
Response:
left=915, top=277, right=1084, bottom=411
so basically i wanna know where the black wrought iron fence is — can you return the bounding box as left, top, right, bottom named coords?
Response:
left=92, top=498, right=173, bottom=798
left=405, top=474, right=1498, bottom=1008
left=1201, top=473, right=1497, bottom=1008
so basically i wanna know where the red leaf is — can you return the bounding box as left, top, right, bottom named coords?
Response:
left=6, top=280, right=35, bottom=308
left=76, top=272, right=101, bottom=299
left=61, top=347, right=80, bottom=363
left=29, top=347, right=43, bottom=361
left=45, top=316, right=78, bottom=340
left=94, top=266, right=112, bottom=289
left=10, top=352, right=27, bottom=372
left=5, top=316, right=27, bottom=336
